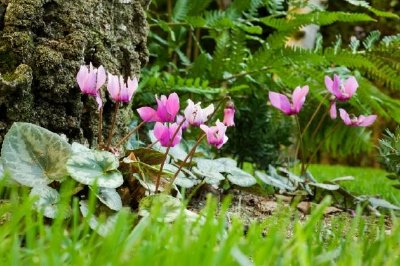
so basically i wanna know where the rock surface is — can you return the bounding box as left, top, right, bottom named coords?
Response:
left=0, top=0, right=149, bottom=145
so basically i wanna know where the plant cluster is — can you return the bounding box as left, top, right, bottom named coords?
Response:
left=379, top=128, right=400, bottom=190
left=143, top=0, right=400, bottom=163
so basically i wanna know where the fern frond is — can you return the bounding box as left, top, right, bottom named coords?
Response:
left=172, top=0, right=189, bottom=21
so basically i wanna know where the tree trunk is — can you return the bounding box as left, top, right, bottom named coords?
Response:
left=0, top=0, right=149, bottom=146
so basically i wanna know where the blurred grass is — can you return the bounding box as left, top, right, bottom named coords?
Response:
left=1, top=177, right=400, bottom=265
left=309, top=164, right=400, bottom=204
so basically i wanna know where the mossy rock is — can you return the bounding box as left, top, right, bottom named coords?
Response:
left=0, top=0, right=149, bottom=146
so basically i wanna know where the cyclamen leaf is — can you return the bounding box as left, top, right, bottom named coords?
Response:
left=139, top=194, right=182, bottom=223
left=163, top=164, right=199, bottom=188
left=1, top=122, right=72, bottom=187
left=93, top=187, right=123, bottom=211
left=79, top=200, right=118, bottom=237
left=192, top=167, right=225, bottom=185
left=30, top=185, right=70, bottom=219
left=66, top=150, right=123, bottom=188
left=226, top=168, right=257, bottom=187
left=308, top=182, right=340, bottom=191
left=130, top=148, right=165, bottom=165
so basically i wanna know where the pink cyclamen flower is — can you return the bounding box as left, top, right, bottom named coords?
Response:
left=107, top=73, right=138, bottom=103
left=325, top=74, right=358, bottom=101
left=339, top=109, right=377, bottom=127
left=184, top=99, right=214, bottom=126
left=76, top=63, right=106, bottom=109
left=153, top=122, right=182, bottom=147
left=137, top=93, right=180, bottom=123
left=223, top=102, right=235, bottom=127
left=200, top=120, right=228, bottom=149
left=268, top=85, right=309, bottom=115
left=325, top=75, right=358, bottom=119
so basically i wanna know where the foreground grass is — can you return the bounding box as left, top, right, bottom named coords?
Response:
left=1, top=184, right=400, bottom=265
left=309, top=164, right=400, bottom=204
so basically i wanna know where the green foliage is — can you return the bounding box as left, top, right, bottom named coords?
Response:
left=145, top=0, right=400, bottom=163
left=1, top=122, right=71, bottom=187
left=66, top=143, right=123, bottom=188
left=379, top=128, right=400, bottom=190
left=2, top=186, right=400, bottom=265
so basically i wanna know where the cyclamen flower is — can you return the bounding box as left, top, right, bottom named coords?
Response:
left=339, top=109, right=377, bottom=127
left=223, top=102, right=235, bottom=127
left=76, top=63, right=106, bottom=109
left=184, top=99, right=214, bottom=126
left=268, top=86, right=309, bottom=115
left=325, top=75, right=358, bottom=119
left=200, top=120, right=228, bottom=149
left=107, top=73, right=138, bottom=103
left=137, top=93, right=180, bottom=123
left=153, top=122, right=182, bottom=147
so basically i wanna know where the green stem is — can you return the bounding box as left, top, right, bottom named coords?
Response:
left=295, top=116, right=305, bottom=176
left=106, top=103, right=120, bottom=148
left=167, top=134, right=206, bottom=193
left=155, top=118, right=187, bottom=193
left=115, top=121, right=146, bottom=148
left=304, top=122, right=341, bottom=171
left=300, top=94, right=328, bottom=138
left=310, top=111, right=328, bottom=141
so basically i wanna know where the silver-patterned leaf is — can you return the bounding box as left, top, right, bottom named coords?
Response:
left=71, top=142, right=91, bottom=153
left=0, top=160, right=3, bottom=180
left=226, top=168, right=257, bottom=187
left=139, top=194, right=182, bottom=222
left=93, top=187, right=123, bottom=211
left=66, top=150, right=123, bottom=188
left=308, top=182, right=340, bottom=190
left=79, top=200, right=118, bottom=237
left=255, top=170, right=296, bottom=191
left=164, top=164, right=199, bottom=188
left=360, top=196, right=400, bottom=211
left=30, top=185, right=70, bottom=219
left=192, top=167, right=225, bottom=185
left=214, top=157, right=237, bottom=172
left=1, top=122, right=72, bottom=187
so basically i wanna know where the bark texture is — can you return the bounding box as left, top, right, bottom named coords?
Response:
left=0, top=0, right=148, bottom=145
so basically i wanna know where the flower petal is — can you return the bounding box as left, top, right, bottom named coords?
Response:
left=343, top=76, right=358, bottom=98
left=324, top=75, right=334, bottom=94
left=292, top=85, right=309, bottom=113
left=95, top=94, right=103, bottom=110
left=107, top=73, right=120, bottom=101
left=329, top=102, right=337, bottom=119
left=137, top=107, right=158, bottom=122
left=166, top=93, right=180, bottom=119
left=339, top=108, right=352, bottom=126
left=77, top=65, right=89, bottom=92
left=168, top=123, right=182, bottom=147
left=153, top=122, right=170, bottom=146
left=358, top=115, right=377, bottom=127
left=96, top=65, right=106, bottom=90
left=269, top=92, right=292, bottom=115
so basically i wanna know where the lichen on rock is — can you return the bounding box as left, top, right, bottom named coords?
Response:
left=0, top=0, right=149, bottom=146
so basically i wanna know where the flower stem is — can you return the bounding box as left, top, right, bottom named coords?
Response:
left=155, top=118, right=186, bottom=193
left=295, top=116, right=305, bottom=176
left=304, top=122, right=341, bottom=171
left=115, top=121, right=146, bottom=148
left=106, top=102, right=119, bottom=148
left=166, top=134, right=206, bottom=193
left=300, top=94, right=328, bottom=138
left=310, top=111, right=328, bottom=141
